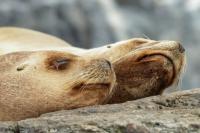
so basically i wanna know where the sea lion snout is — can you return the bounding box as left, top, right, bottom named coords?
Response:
left=85, top=58, right=114, bottom=74
left=94, top=59, right=112, bottom=70
left=63, top=58, right=116, bottom=109
left=104, top=59, right=112, bottom=69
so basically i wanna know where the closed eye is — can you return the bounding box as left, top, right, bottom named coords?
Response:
left=50, top=58, right=71, bottom=70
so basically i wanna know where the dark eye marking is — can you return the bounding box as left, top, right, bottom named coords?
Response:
left=51, top=58, right=70, bottom=70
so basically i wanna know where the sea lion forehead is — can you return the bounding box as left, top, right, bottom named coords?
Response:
left=41, top=50, right=80, bottom=58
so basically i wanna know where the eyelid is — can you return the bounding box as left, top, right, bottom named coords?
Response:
left=52, top=58, right=71, bottom=70
left=56, top=58, right=70, bottom=63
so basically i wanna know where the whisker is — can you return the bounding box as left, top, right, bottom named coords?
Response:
left=61, top=73, right=88, bottom=90
left=79, top=78, right=93, bottom=94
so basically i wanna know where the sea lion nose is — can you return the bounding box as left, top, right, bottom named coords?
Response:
left=105, top=60, right=112, bottom=69
left=178, top=43, right=185, bottom=53
left=97, top=59, right=112, bottom=70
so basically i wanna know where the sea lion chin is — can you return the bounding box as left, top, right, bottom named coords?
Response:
left=0, top=51, right=116, bottom=121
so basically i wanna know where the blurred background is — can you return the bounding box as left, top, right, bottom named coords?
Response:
left=0, top=0, right=199, bottom=89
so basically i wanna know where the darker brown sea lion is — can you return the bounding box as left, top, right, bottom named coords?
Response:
left=87, top=38, right=185, bottom=103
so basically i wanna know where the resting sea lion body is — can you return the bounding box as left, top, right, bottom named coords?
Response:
left=0, top=27, right=185, bottom=120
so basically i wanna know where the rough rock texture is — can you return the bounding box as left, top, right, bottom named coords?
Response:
left=0, top=88, right=200, bottom=133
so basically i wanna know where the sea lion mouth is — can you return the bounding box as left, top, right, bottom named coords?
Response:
left=137, top=53, right=175, bottom=87
left=72, top=83, right=111, bottom=91
left=71, top=83, right=112, bottom=104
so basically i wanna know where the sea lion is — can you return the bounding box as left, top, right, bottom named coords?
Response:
left=0, top=50, right=116, bottom=121
left=87, top=39, right=186, bottom=103
left=0, top=27, right=185, bottom=119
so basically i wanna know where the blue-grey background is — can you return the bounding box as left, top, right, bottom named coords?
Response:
left=0, top=0, right=199, bottom=89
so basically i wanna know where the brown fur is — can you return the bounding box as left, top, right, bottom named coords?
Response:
left=0, top=27, right=185, bottom=120
left=86, top=39, right=185, bottom=103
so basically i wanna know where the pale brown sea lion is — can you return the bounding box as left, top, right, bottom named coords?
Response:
left=0, top=27, right=185, bottom=120
left=0, top=50, right=116, bottom=121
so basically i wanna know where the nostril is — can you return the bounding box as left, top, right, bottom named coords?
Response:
left=94, top=59, right=112, bottom=70
left=105, top=60, right=112, bottom=69
left=178, top=43, right=185, bottom=53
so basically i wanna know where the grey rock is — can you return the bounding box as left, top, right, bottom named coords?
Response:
left=0, top=88, right=200, bottom=133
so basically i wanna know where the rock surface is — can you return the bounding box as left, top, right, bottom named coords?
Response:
left=0, top=88, right=200, bottom=133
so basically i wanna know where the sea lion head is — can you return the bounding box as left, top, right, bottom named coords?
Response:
left=0, top=51, right=115, bottom=121
left=105, top=38, right=186, bottom=103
